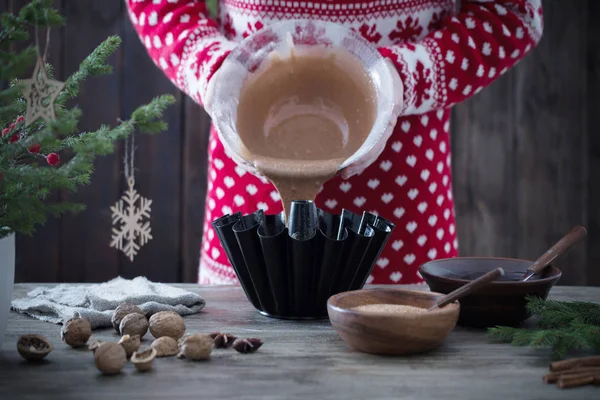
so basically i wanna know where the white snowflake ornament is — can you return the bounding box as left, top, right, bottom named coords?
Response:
left=110, top=178, right=153, bottom=261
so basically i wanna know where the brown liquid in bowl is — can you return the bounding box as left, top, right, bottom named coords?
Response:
left=236, top=48, right=377, bottom=220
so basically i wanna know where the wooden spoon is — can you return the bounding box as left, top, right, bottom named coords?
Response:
left=428, top=267, right=505, bottom=311
left=520, top=225, right=587, bottom=282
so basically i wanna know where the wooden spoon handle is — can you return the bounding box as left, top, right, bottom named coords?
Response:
left=527, top=225, right=587, bottom=276
left=428, top=268, right=505, bottom=311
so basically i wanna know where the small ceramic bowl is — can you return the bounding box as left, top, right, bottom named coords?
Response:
left=327, top=288, right=459, bottom=355
left=419, top=257, right=562, bottom=328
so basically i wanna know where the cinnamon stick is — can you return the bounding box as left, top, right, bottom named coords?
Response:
left=556, top=373, right=600, bottom=389
left=543, top=367, right=600, bottom=384
left=550, top=356, right=600, bottom=372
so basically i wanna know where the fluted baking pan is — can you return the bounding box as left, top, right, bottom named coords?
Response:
left=212, top=200, right=395, bottom=319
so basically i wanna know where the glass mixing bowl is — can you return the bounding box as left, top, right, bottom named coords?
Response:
left=211, top=19, right=396, bottom=173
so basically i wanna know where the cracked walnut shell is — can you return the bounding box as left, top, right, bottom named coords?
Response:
left=61, top=318, right=92, bottom=348
left=94, top=342, right=127, bottom=375
left=209, top=332, right=237, bottom=348
left=150, top=336, right=178, bottom=357
left=118, top=334, right=141, bottom=358
left=131, top=347, right=157, bottom=372
left=17, top=334, right=53, bottom=361
left=111, top=303, right=144, bottom=333
left=149, top=311, right=185, bottom=339
left=119, top=312, right=149, bottom=338
left=178, top=334, right=213, bottom=360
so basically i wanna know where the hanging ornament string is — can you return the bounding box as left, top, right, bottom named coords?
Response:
left=33, top=9, right=52, bottom=63
left=124, top=129, right=136, bottom=189
left=110, top=132, right=153, bottom=262
left=42, top=19, right=51, bottom=63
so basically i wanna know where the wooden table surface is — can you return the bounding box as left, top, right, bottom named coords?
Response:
left=1, top=284, right=598, bottom=399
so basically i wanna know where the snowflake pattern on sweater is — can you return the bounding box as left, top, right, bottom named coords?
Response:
left=126, top=0, right=543, bottom=285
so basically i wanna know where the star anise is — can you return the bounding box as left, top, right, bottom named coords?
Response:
left=233, top=338, right=263, bottom=354
left=209, top=332, right=237, bottom=348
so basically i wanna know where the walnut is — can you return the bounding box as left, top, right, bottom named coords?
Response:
left=111, top=303, right=143, bottom=333
left=119, top=312, right=149, bottom=338
left=61, top=318, right=92, bottom=348
left=88, top=340, right=104, bottom=352
left=177, top=334, right=213, bottom=360
left=150, top=336, right=178, bottom=357
left=131, top=347, right=157, bottom=372
left=94, top=342, right=127, bottom=375
left=209, top=332, right=237, bottom=348
left=118, top=334, right=141, bottom=358
left=149, top=311, right=185, bottom=339
left=233, top=338, right=263, bottom=354
left=17, top=334, right=53, bottom=361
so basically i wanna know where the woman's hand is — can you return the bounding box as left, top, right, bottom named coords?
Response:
left=340, top=59, right=403, bottom=180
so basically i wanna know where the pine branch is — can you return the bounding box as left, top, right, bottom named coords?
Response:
left=131, top=94, right=176, bottom=133
left=526, top=296, right=600, bottom=328
left=488, top=326, right=521, bottom=343
left=18, top=0, right=64, bottom=27
left=45, top=202, right=86, bottom=216
left=0, top=2, right=176, bottom=240
left=0, top=48, right=37, bottom=81
left=206, top=0, right=218, bottom=18
left=488, top=297, right=600, bottom=361
left=56, top=36, right=121, bottom=103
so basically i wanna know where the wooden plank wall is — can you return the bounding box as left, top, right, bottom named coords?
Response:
left=4, top=1, right=599, bottom=286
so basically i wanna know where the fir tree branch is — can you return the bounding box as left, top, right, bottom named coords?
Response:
left=526, top=296, right=600, bottom=328
left=0, top=48, right=37, bottom=81
left=45, top=202, right=86, bottom=216
left=18, top=0, right=64, bottom=27
left=0, top=3, right=176, bottom=240
left=56, top=36, right=121, bottom=104
left=489, top=297, right=600, bottom=361
left=132, top=94, right=176, bottom=133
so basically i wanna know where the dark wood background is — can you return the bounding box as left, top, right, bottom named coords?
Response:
left=5, top=1, right=599, bottom=286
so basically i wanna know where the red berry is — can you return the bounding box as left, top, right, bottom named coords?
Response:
left=16, top=116, right=24, bottom=123
left=28, top=144, right=41, bottom=154
left=8, top=123, right=15, bottom=131
left=1, top=128, right=9, bottom=137
left=46, top=153, right=60, bottom=166
left=8, top=133, right=19, bottom=143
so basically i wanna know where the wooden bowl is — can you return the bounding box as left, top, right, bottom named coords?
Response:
left=419, top=257, right=562, bottom=328
left=327, top=288, right=459, bottom=355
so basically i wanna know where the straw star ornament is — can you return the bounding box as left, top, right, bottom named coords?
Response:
left=21, top=57, right=65, bottom=126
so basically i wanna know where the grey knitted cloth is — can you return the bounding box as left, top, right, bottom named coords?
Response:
left=11, top=276, right=205, bottom=329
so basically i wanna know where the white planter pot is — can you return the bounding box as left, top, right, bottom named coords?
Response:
left=0, top=233, right=15, bottom=350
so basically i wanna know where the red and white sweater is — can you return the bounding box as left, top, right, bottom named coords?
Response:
left=126, top=0, right=543, bottom=285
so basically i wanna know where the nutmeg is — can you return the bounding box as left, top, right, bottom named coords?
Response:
left=111, top=303, right=144, bottom=333
left=178, top=334, right=213, bottom=361
left=149, top=311, right=185, bottom=339
left=118, top=334, right=141, bottom=358
left=94, top=342, right=127, bottom=375
left=150, top=336, right=178, bottom=357
left=61, top=318, right=92, bottom=348
left=131, top=347, right=157, bottom=372
left=17, top=334, right=53, bottom=361
left=119, top=312, right=149, bottom=338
